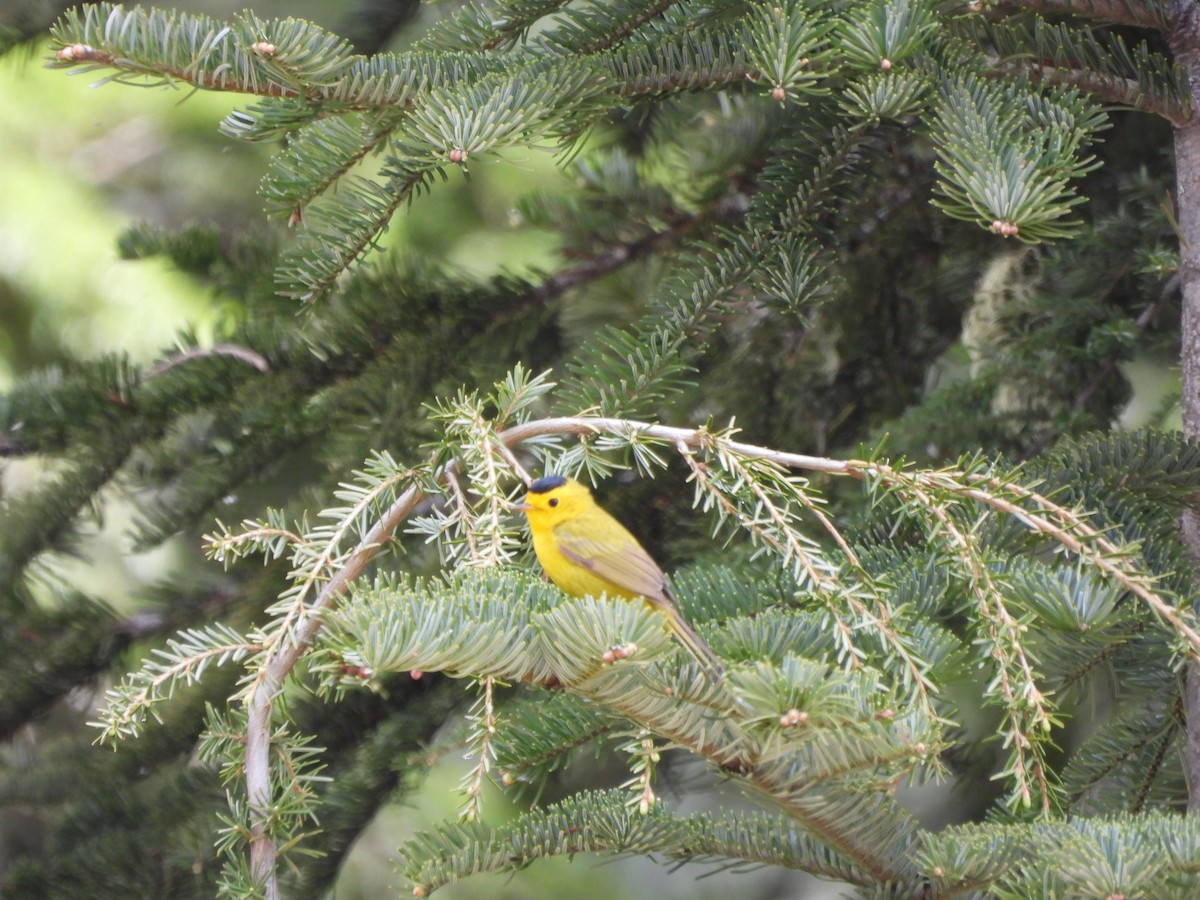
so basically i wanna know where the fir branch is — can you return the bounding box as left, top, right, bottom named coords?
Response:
left=491, top=692, right=620, bottom=783
left=399, top=789, right=881, bottom=894
left=559, top=0, right=679, bottom=54
left=1002, top=0, right=1169, bottom=31
left=1065, top=691, right=1181, bottom=811
left=671, top=436, right=942, bottom=714
left=929, top=70, right=1106, bottom=240
left=620, top=731, right=661, bottom=815
left=875, top=464, right=1056, bottom=812
left=48, top=5, right=325, bottom=99
left=325, top=573, right=923, bottom=882
left=415, top=0, right=575, bottom=53
left=276, top=167, right=440, bottom=301
left=948, top=472, right=1200, bottom=652
left=1129, top=696, right=1179, bottom=814
left=675, top=438, right=840, bottom=594
left=986, top=54, right=1190, bottom=124
left=969, top=14, right=1190, bottom=124
left=92, top=624, right=260, bottom=742
left=226, top=410, right=1193, bottom=893
left=240, top=471, right=443, bottom=897
left=257, top=111, right=404, bottom=216
left=142, top=343, right=271, bottom=379
left=459, top=676, right=499, bottom=821
left=0, top=438, right=132, bottom=586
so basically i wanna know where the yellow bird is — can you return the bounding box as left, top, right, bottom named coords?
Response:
left=517, top=475, right=722, bottom=675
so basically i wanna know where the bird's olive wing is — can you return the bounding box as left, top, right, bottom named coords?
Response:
left=553, top=522, right=669, bottom=602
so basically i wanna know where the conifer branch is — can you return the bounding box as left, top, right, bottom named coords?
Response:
left=92, top=625, right=261, bottom=741
left=875, top=465, right=1055, bottom=811
left=560, top=0, right=678, bottom=54
left=459, top=676, right=498, bottom=821
left=674, top=437, right=939, bottom=720
left=621, top=731, right=661, bottom=815
left=324, top=576, right=923, bottom=883
left=493, top=416, right=1200, bottom=654
left=1129, top=701, right=1179, bottom=813
left=115, top=396, right=1191, bottom=893
left=1005, top=0, right=1168, bottom=30
left=243, top=476, right=431, bottom=898
left=964, top=475, right=1200, bottom=650
left=49, top=6, right=310, bottom=99
left=675, top=439, right=840, bottom=594
left=400, top=790, right=881, bottom=894
left=986, top=55, right=1190, bottom=123
left=142, top=343, right=271, bottom=380
left=243, top=411, right=1184, bottom=890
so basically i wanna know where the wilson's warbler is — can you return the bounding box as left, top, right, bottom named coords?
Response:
left=517, top=475, right=722, bottom=674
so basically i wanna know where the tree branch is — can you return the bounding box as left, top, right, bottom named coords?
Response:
left=985, top=55, right=1191, bottom=124
left=1004, top=0, right=1169, bottom=30
left=242, top=415, right=1194, bottom=893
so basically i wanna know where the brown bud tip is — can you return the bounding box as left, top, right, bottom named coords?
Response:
left=413, top=886, right=427, bottom=897
left=880, top=58, right=892, bottom=71
left=875, top=708, right=895, bottom=721
left=250, top=41, right=276, bottom=56
left=779, top=708, right=806, bottom=727
left=663, top=686, right=674, bottom=697
left=602, top=650, right=616, bottom=665
left=56, top=43, right=90, bottom=62
left=771, top=85, right=786, bottom=102
left=915, top=742, right=927, bottom=755
left=932, top=867, right=944, bottom=877
left=449, top=147, right=467, bottom=164
left=288, top=207, right=304, bottom=228
left=410, top=669, right=423, bottom=680
left=501, top=771, right=515, bottom=786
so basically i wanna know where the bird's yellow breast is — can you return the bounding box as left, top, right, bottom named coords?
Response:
left=529, top=521, right=639, bottom=601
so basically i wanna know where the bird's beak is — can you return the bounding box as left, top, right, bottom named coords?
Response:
left=514, top=500, right=532, bottom=512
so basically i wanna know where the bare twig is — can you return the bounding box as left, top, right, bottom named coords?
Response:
left=142, top=343, right=271, bottom=380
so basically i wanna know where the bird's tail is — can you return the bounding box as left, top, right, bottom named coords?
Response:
left=661, top=603, right=723, bottom=677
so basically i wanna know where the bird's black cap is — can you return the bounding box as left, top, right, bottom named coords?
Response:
left=529, top=475, right=568, bottom=493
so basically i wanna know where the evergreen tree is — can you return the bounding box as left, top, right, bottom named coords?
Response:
left=3, top=0, right=1200, bottom=897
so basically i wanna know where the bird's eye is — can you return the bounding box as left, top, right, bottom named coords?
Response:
left=549, top=498, right=559, bottom=507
